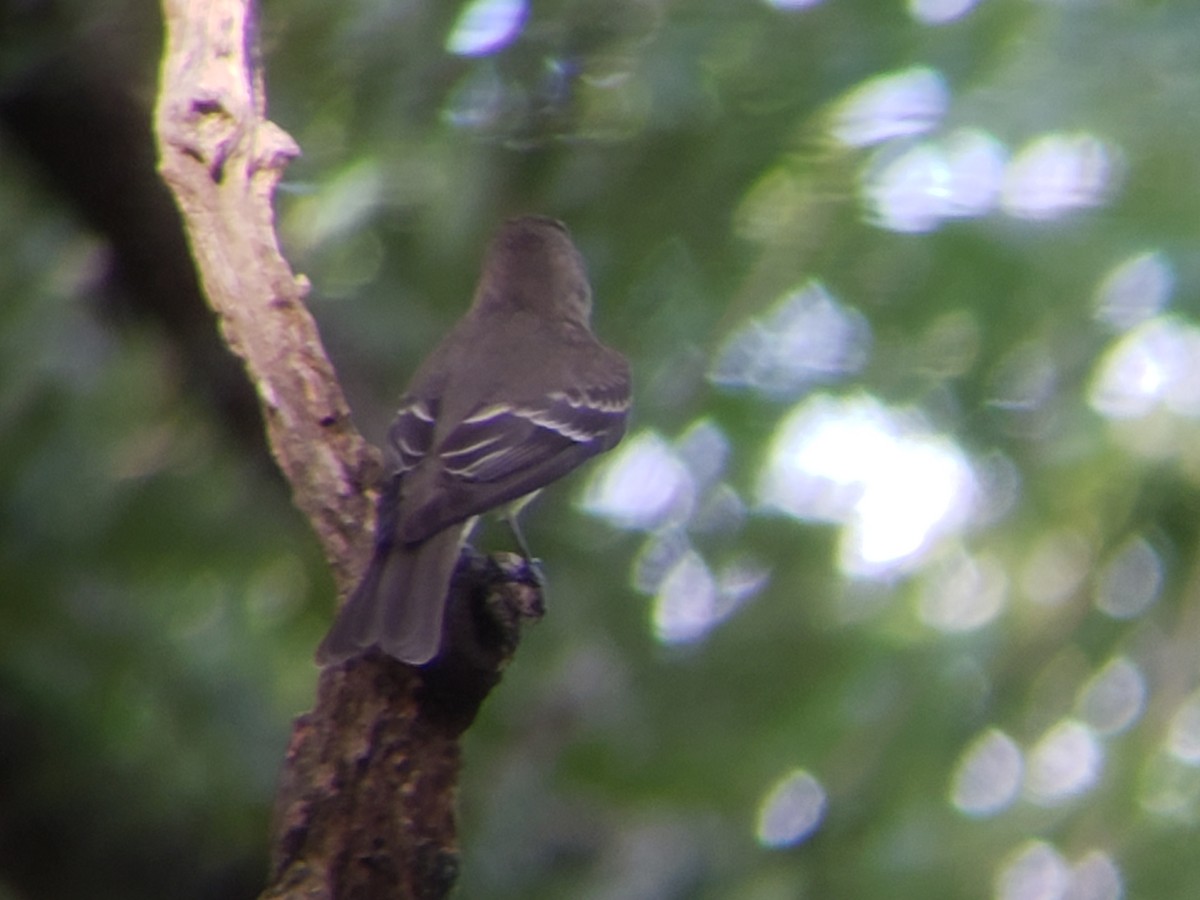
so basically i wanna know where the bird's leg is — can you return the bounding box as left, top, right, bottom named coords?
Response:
left=504, top=512, right=546, bottom=588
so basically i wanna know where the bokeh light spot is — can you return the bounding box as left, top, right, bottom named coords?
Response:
left=446, top=0, right=528, bottom=57
left=1094, top=251, right=1174, bottom=332
left=861, top=129, right=1005, bottom=232
left=1167, top=691, right=1200, bottom=765
left=939, top=129, right=1008, bottom=217
left=909, top=0, right=980, bottom=25
left=711, top=281, right=870, bottom=398
left=636, top=531, right=766, bottom=643
left=1089, top=317, right=1200, bottom=420
left=1070, top=851, right=1124, bottom=900
left=996, top=841, right=1070, bottom=900
left=830, top=67, right=949, bottom=148
left=759, top=394, right=978, bottom=578
left=652, top=548, right=719, bottom=645
left=1026, top=719, right=1103, bottom=806
left=633, top=530, right=689, bottom=596
left=1000, top=132, right=1117, bottom=221
left=919, top=549, right=1008, bottom=633
left=862, top=142, right=951, bottom=233
left=581, top=431, right=695, bottom=531
left=1076, top=656, right=1146, bottom=736
left=1094, top=535, right=1162, bottom=620
left=673, top=419, right=730, bottom=494
left=951, top=728, right=1024, bottom=817
left=756, top=769, right=828, bottom=848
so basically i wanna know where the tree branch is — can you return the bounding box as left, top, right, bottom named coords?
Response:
left=155, top=0, right=378, bottom=588
left=154, top=2, right=537, bottom=897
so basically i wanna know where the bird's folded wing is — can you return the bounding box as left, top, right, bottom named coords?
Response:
left=398, top=381, right=630, bottom=543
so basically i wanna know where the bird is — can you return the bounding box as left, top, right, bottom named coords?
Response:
left=316, top=216, right=631, bottom=666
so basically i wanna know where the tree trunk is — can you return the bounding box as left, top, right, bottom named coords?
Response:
left=154, top=3, right=539, bottom=895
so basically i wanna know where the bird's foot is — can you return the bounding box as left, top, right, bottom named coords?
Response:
left=517, top=556, right=546, bottom=590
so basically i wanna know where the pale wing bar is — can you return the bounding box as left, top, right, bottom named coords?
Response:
left=440, top=387, right=630, bottom=482
left=388, top=397, right=437, bottom=472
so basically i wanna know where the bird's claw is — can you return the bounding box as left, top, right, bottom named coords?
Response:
left=520, top=557, right=547, bottom=589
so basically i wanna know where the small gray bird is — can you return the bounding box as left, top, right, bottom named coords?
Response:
left=317, top=216, right=631, bottom=665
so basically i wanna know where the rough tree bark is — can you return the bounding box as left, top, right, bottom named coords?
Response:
left=154, top=2, right=538, bottom=897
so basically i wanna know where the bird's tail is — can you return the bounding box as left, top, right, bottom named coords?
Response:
left=315, top=526, right=466, bottom=666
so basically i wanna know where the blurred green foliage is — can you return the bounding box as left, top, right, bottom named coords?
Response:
left=5, top=0, right=1200, bottom=898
